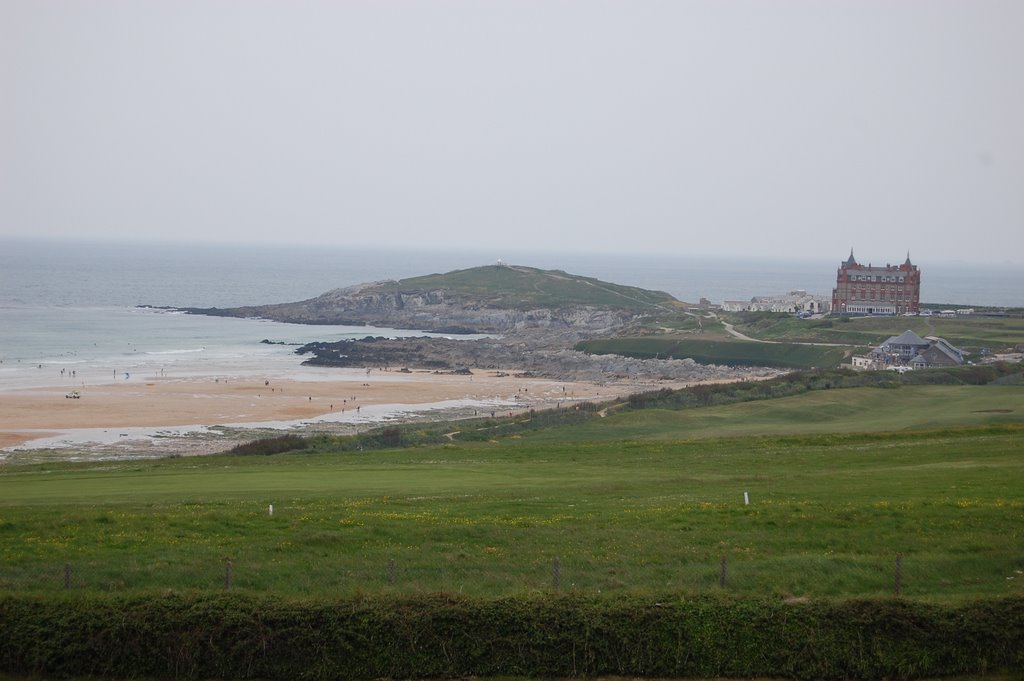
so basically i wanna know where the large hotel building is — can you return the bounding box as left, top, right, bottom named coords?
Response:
left=831, top=251, right=920, bottom=315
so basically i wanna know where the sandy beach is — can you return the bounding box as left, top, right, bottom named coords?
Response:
left=0, top=367, right=658, bottom=453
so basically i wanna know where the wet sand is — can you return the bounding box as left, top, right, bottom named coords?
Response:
left=0, top=369, right=643, bottom=450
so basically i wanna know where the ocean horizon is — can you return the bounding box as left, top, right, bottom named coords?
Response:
left=2, top=236, right=1021, bottom=381
left=2, top=237, right=1021, bottom=309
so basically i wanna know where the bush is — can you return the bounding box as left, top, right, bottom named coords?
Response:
left=228, top=434, right=309, bottom=456
left=1, top=593, right=1021, bottom=680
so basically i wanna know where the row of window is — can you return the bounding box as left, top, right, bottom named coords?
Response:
left=844, top=304, right=897, bottom=314
left=849, top=274, right=907, bottom=283
left=847, top=286, right=921, bottom=296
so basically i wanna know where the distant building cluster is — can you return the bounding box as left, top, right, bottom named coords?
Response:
left=851, top=329, right=964, bottom=371
left=831, top=250, right=920, bottom=315
left=721, top=290, right=830, bottom=315
left=707, top=250, right=931, bottom=320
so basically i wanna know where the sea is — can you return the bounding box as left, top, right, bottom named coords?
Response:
left=1, top=237, right=1021, bottom=433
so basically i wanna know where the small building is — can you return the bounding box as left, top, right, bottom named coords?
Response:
left=918, top=336, right=965, bottom=367
left=880, top=329, right=930, bottom=361
left=720, top=290, right=831, bottom=314
left=851, top=355, right=881, bottom=370
left=852, top=330, right=964, bottom=370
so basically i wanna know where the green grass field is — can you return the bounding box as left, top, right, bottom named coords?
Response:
left=2, top=382, right=1022, bottom=602
left=725, top=311, right=1024, bottom=351
left=576, top=336, right=851, bottom=368
left=532, top=384, right=1024, bottom=441
left=578, top=311, right=1024, bottom=369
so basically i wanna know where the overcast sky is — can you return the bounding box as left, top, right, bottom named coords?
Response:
left=2, top=1, right=1022, bottom=264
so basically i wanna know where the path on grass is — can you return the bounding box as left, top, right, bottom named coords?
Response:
left=714, top=314, right=855, bottom=349
left=722, top=320, right=770, bottom=343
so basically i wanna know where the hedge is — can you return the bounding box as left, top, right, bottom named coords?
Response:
left=2, top=593, right=1022, bottom=680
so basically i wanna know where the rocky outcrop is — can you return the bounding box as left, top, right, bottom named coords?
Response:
left=296, top=335, right=781, bottom=385
left=174, top=265, right=744, bottom=383
left=181, top=281, right=642, bottom=334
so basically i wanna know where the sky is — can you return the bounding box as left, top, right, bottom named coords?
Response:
left=1, top=1, right=1022, bottom=264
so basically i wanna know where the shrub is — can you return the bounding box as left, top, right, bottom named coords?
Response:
left=228, top=435, right=309, bottom=456
left=1, top=593, right=1021, bottom=680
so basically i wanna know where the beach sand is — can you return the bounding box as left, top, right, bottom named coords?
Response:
left=0, top=369, right=653, bottom=452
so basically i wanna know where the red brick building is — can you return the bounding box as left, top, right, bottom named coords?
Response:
left=831, top=251, right=920, bottom=315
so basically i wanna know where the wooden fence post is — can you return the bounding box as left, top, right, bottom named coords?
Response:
left=719, top=555, right=727, bottom=588
left=224, top=558, right=233, bottom=590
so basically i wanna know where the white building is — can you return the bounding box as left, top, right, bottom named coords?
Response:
left=721, top=290, right=831, bottom=314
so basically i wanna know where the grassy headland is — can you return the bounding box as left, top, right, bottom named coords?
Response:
left=385, top=264, right=681, bottom=311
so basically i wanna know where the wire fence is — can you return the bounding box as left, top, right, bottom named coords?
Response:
left=3, top=552, right=1017, bottom=599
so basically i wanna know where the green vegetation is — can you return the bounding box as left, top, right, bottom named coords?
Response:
left=376, top=264, right=681, bottom=311
left=227, top=434, right=309, bottom=456
left=724, top=310, right=1024, bottom=351
left=580, top=310, right=1024, bottom=370
left=3, top=365, right=1024, bottom=679
left=2, top=421, right=1021, bottom=600
left=3, top=593, right=1021, bottom=680
left=1, top=366, right=1022, bottom=601
left=577, top=336, right=851, bottom=368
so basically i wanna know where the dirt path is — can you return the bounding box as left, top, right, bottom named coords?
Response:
left=719, top=318, right=857, bottom=349
left=721, top=321, right=772, bottom=343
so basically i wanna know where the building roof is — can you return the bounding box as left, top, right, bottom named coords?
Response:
left=924, top=336, right=964, bottom=363
left=837, top=250, right=917, bottom=274
left=917, top=345, right=962, bottom=367
left=883, top=330, right=929, bottom=347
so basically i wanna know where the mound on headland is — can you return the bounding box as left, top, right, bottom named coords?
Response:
left=175, top=263, right=778, bottom=384
left=178, top=264, right=687, bottom=334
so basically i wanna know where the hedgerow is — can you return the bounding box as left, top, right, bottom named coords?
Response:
left=1, top=593, right=1021, bottom=680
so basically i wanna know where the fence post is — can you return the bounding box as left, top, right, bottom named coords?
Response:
left=719, top=555, right=727, bottom=588
left=552, top=557, right=561, bottom=590
left=894, top=553, right=902, bottom=597
left=387, top=559, right=396, bottom=585
left=64, top=563, right=72, bottom=590
left=224, top=558, right=233, bottom=590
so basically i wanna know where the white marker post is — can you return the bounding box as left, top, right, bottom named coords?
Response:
left=268, top=504, right=274, bottom=517
left=743, top=492, right=749, bottom=506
